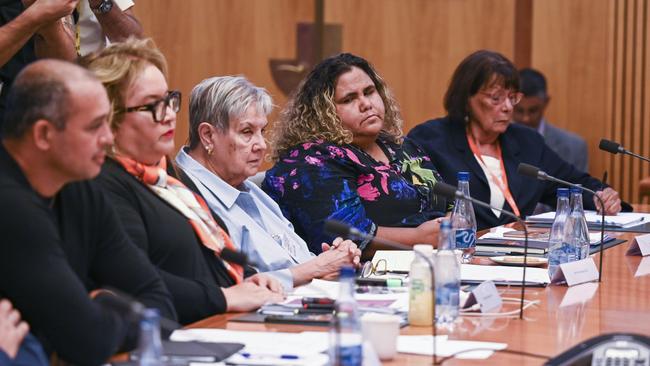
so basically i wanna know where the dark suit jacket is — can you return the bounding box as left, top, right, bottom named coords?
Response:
left=407, top=116, right=625, bottom=230
left=543, top=121, right=589, bottom=172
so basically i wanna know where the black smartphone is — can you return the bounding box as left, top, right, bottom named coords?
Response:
left=264, top=313, right=333, bottom=326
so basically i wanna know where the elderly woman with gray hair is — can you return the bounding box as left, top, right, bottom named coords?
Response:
left=176, top=75, right=361, bottom=290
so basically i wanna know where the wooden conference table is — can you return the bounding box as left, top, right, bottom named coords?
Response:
left=188, top=228, right=650, bottom=365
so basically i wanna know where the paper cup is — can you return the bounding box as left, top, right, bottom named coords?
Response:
left=361, top=313, right=401, bottom=360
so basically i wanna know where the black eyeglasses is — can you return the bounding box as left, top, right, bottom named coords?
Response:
left=118, top=90, right=181, bottom=123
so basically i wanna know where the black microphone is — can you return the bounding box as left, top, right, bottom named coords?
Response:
left=324, top=220, right=440, bottom=365
left=221, top=247, right=252, bottom=267
left=101, top=287, right=182, bottom=332
left=517, top=163, right=606, bottom=282
left=324, top=220, right=413, bottom=251
left=102, top=288, right=244, bottom=363
left=599, top=139, right=650, bottom=163
left=432, top=182, right=529, bottom=320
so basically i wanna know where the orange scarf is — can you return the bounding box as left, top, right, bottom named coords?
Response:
left=113, top=155, right=243, bottom=284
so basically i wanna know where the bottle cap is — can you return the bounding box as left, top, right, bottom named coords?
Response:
left=570, top=185, right=582, bottom=194
left=457, top=171, right=470, bottom=181
left=557, top=188, right=570, bottom=197
left=339, top=265, right=356, bottom=278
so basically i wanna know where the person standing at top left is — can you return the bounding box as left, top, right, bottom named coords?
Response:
left=0, top=0, right=77, bottom=123
left=0, top=0, right=143, bottom=126
left=75, top=0, right=143, bottom=56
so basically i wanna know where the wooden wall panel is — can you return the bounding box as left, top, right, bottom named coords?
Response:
left=132, top=0, right=314, bottom=151
left=533, top=0, right=650, bottom=203
left=324, top=0, right=516, bottom=132
left=132, top=0, right=649, bottom=203
left=531, top=0, right=612, bottom=179
left=606, top=0, right=649, bottom=203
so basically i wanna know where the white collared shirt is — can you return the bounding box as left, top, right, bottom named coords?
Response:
left=176, top=147, right=314, bottom=291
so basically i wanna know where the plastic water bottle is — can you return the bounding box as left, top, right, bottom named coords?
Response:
left=334, top=266, right=362, bottom=366
left=408, top=244, right=434, bottom=326
left=451, top=172, right=477, bottom=262
left=548, top=188, right=572, bottom=279
left=435, top=219, right=460, bottom=327
left=136, top=309, right=163, bottom=366
left=567, top=186, right=590, bottom=260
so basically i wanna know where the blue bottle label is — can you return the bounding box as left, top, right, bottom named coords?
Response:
left=454, top=229, right=476, bottom=249
left=338, top=344, right=362, bottom=366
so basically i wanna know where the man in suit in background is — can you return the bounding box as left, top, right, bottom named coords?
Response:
left=513, top=68, right=589, bottom=173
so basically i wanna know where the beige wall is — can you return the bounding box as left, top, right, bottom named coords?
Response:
left=134, top=0, right=650, bottom=202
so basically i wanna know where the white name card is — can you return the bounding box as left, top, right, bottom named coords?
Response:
left=635, top=256, right=650, bottom=277
left=626, top=233, right=650, bottom=256
left=464, top=280, right=502, bottom=313
left=551, top=258, right=599, bottom=286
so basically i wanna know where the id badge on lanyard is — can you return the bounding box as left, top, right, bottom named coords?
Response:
left=466, top=131, right=521, bottom=217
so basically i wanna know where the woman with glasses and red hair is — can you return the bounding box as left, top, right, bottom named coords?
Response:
left=408, top=50, right=627, bottom=230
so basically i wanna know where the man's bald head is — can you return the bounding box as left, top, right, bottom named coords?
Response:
left=2, top=60, right=101, bottom=139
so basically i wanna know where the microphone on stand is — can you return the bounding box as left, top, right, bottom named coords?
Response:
left=517, top=163, right=606, bottom=282
left=599, top=139, right=650, bottom=163
left=431, top=182, right=529, bottom=320
left=324, top=220, right=441, bottom=365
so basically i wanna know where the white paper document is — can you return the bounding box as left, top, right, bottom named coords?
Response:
left=290, top=279, right=340, bottom=299
left=480, top=227, right=608, bottom=244
left=371, top=251, right=551, bottom=285
left=171, top=329, right=329, bottom=366
left=527, top=211, right=650, bottom=228
left=371, top=250, right=414, bottom=272
left=461, top=264, right=551, bottom=285
left=397, top=335, right=507, bottom=359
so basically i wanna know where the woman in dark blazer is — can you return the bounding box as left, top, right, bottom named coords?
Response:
left=408, top=50, right=625, bottom=230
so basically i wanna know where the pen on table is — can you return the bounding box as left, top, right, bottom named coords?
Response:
left=302, top=302, right=335, bottom=310
left=240, top=352, right=300, bottom=360
left=301, top=297, right=335, bottom=305
left=261, top=307, right=332, bottom=315
left=355, top=277, right=403, bottom=287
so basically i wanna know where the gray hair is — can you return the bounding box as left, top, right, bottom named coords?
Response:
left=188, top=75, right=273, bottom=149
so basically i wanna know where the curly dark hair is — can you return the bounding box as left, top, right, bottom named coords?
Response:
left=269, top=53, right=403, bottom=160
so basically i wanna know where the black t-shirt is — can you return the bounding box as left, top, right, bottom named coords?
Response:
left=0, top=144, right=177, bottom=365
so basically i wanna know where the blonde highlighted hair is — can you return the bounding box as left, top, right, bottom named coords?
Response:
left=269, top=53, right=403, bottom=161
left=80, top=37, right=168, bottom=131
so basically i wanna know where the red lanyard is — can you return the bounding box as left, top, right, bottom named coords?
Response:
left=466, top=131, right=521, bottom=217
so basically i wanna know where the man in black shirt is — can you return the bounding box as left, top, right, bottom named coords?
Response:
left=0, top=59, right=176, bottom=365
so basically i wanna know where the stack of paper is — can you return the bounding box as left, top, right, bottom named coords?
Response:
left=477, top=227, right=611, bottom=256
left=370, top=251, right=550, bottom=285
left=397, top=335, right=507, bottom=359
left=527, top=211, right=650, bottom=228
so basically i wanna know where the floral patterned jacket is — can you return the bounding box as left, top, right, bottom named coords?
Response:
left=262, top=136, right=448, bottom=253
